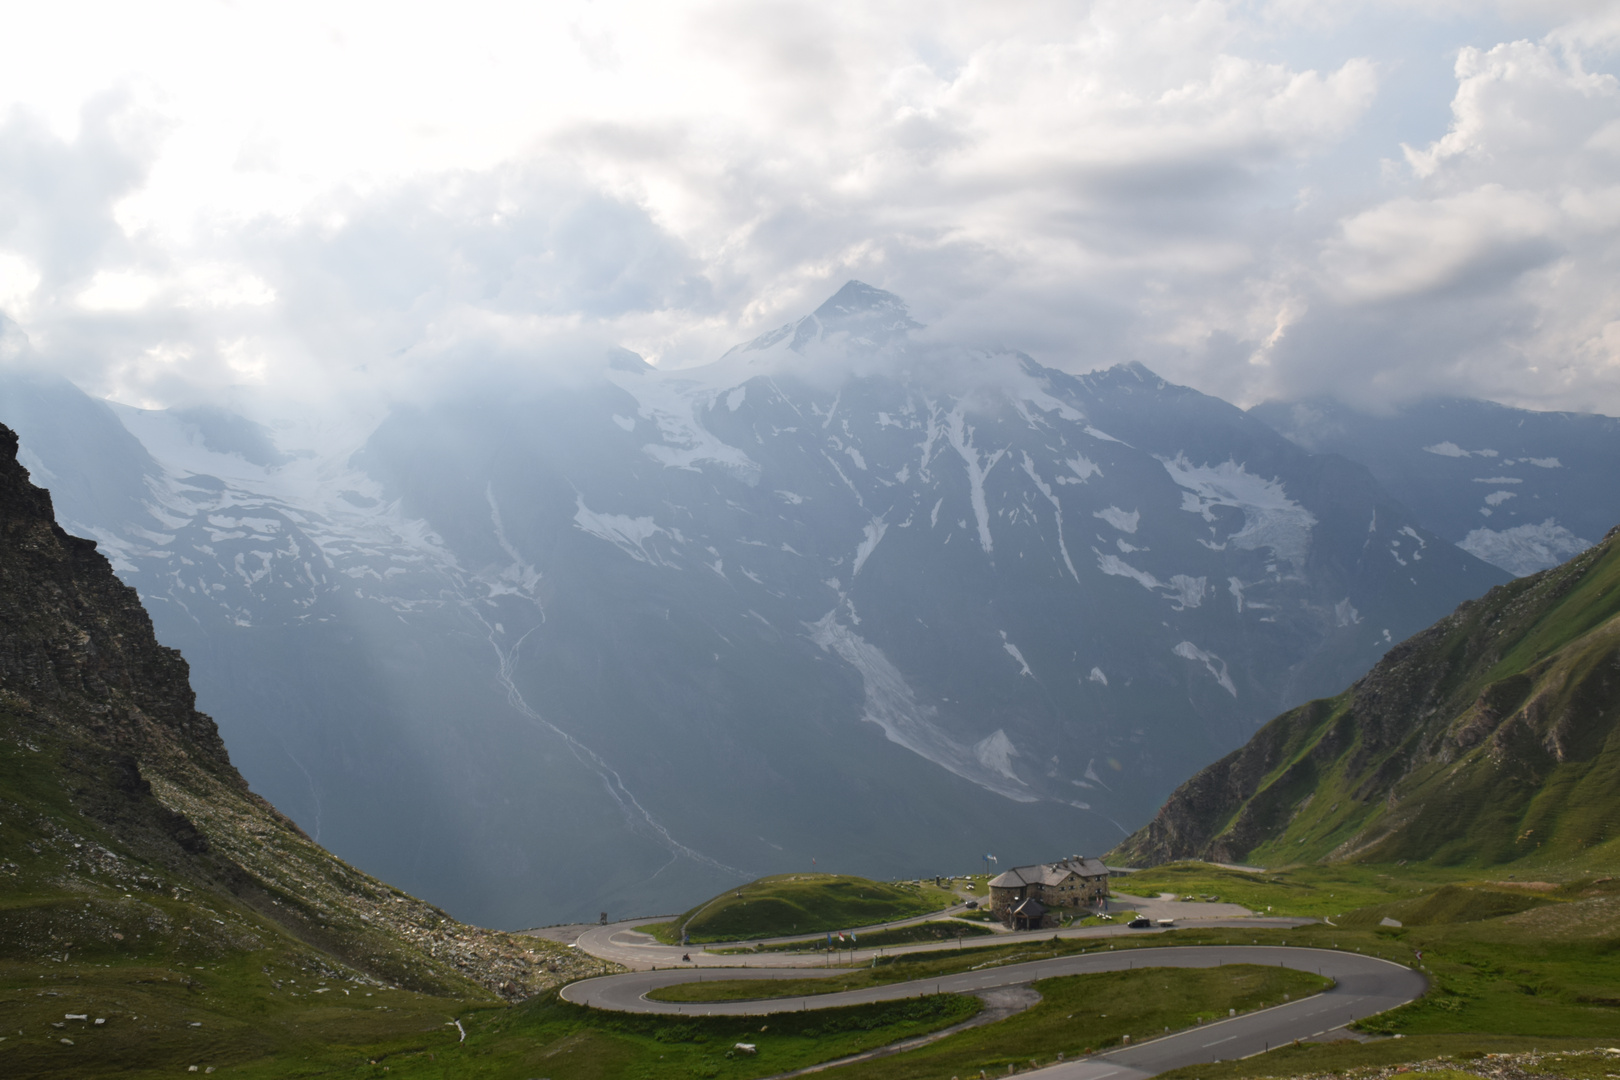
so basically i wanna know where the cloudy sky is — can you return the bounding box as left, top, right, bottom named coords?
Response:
left=2, top=0, right=1619, bottom=418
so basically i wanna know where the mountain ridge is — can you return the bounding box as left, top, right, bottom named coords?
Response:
left=1110, top=520, right=1620, bottom=869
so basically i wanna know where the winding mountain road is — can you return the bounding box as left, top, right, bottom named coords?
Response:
left=566, top=891, right=1303, bottom=970
left=557, top=893, right=1421, bottom=1077
left=561, top=945, right=1425, bottom=1079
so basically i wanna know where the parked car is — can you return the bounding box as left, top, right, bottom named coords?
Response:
left=965, top=900, right=979, bottom=909
left=1128, top=916, right=1152, bottom=928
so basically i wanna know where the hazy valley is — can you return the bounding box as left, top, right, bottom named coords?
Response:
left=7, top=282, right=1604, bottom=927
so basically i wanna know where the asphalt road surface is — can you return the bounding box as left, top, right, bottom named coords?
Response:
left=569, top=913, right=1311, bottom=969
left=561, top=945, right=1425, bottom=1078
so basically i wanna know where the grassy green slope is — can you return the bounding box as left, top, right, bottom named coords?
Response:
left=811, top=966, right=1328, bottom=1080
left=1111, top=525, right=1620, bottom=872
left=0, top=705, right=621, bottom=1075
left=0, top=711, right=977, bottom=1077
left=653, top=874, right=955, bottom=943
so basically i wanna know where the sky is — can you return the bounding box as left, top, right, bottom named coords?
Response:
left=1, top=0, right=1619, bottom=420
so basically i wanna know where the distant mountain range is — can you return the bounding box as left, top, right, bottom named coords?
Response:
left=1250, top=397, right=1620, bottom=577
left=0, top=283, right=1543, bottom=925
left=1110, top=523, right=1620, bottom=870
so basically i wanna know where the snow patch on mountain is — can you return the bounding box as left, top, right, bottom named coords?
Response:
left=1094, top=506, right=1140, bottom=533
left=999, top=631, right=1033, bottom=677
left=851, top=515, right=888, bottom=577
left=1160, top=455, right=1316, bottom=569
left=945, top=406, right=1006, bottom=555
left=1165, top=574, right=1206, bottom=610
left=606, top=367, right=762, bottom=483
left=1173, top=640, right=1237, bottom=696
left=1459, top=519, right=1594, bottom=577
left=1095, top=550, right=1160, bottom=591
left=573, top=496, right=676, bottom=567
left=1019, top=453, right=1079, bottom=582
left=973, top=729, right=1021, bottom=780
left=483, top=485, right=543, bottom=600
left=1064, top=454, right=1101, bottom=483
left=807, top=611, right=1037, bottom=802
left=1398, top=526, right=1426, bottom=553
left=1424, top=441, right=1497, bottom=458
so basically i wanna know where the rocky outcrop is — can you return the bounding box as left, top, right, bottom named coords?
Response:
left=0, top=424, right=239, bottom=777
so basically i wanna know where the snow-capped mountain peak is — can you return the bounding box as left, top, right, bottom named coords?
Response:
left=2, top=283, right=1512, bottom=929
left=723, top=279, right=921, bottom=362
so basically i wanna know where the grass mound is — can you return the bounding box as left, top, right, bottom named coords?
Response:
left=664, top=874, right=953, bottom=943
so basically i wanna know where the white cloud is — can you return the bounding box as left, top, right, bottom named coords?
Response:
left=76, top=269, right=162, bottom=311
left=0, top=2, right=1615, bottom=416
left=1323, top=186, right=1559, bottom=303
left=1261, top=26, right=1620, bottom=410
left=0, top=253, right=40, bottom=317
left=1402, top=39, right=1618, bottom=183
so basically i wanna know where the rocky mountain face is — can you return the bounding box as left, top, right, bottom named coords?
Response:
left=0, top=423, right=586, bottom=999
left=0, top=283, right=1510, bottom=926
left=1249, top=397, right=1620, bottom=577
left=1110, top=523, right=1620, bottom=869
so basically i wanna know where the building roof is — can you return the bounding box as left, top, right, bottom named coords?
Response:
left=989, top=856, right=1110, bottom=889
left=1011, top=897, right=1047, bottom=917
